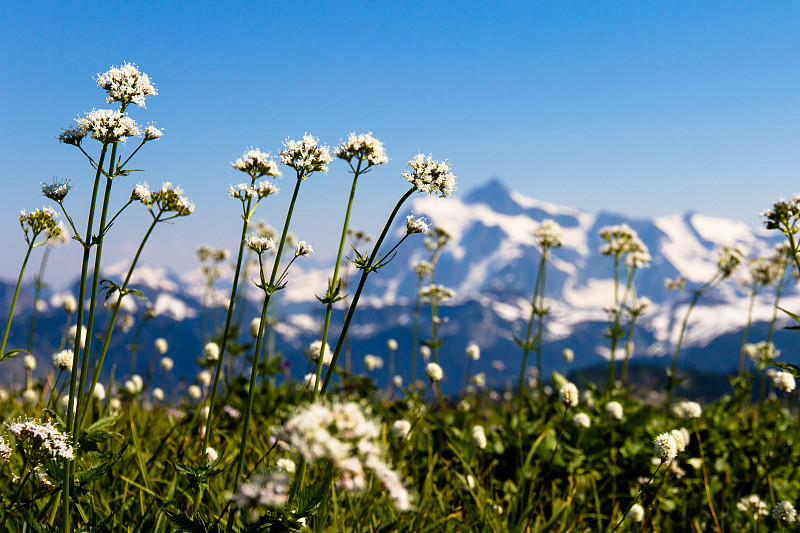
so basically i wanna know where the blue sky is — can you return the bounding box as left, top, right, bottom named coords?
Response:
left=2, top=1, right=800, bottom=284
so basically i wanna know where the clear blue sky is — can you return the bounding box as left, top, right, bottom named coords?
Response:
left=2, top=1, right=800, bottom=284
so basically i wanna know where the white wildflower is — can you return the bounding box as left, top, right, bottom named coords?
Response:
left=387, top=339, right=398, bottom=351
left=606, top=401, right=624, bottom=420
left=280, top=134, right=332, bottom=177
left=160, top=356, right=174, bottom=371
left=472, top=425, right=487, bottom=449
left=96, top=62, right=156, bottom=108
left=306, top=340, right=333, bottom=366
left=364, top=355, right=384, bottom=371
left=653, top=432, right=678, bottom=462
left=393, top=420, right=412, bottom=439
left=152, top=388, right=164, bottom=401
left=203, top=342, right=220, bottom=362
left=773, top=500, right=797, bottom=523
left=232, top=148, right=281, bottom=178
left=559, top=382, right=579, bottom=407
left=466, top=343, right=480, bottom=361
left=23, top=354, right=37, bottom=371
left=77, top=108, right=140, bottom=143
left=425, top=362, right=443, bottom=382
left=334, top=132, right=388, bottom=166
left=773, top=371, right=796, bottom=393
left=572, top=413, right=591, bottom=428
left=52, top=350, right=74, bottom=371
left=403, top=153, right=456, bottom=198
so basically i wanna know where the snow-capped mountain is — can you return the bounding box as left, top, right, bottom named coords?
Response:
left=2, top=178, right=797, bottom=394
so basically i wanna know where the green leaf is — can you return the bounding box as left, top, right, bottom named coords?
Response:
left=293, top=472, right=333, bottom=518
left=164, top=510, right=220, bottom=533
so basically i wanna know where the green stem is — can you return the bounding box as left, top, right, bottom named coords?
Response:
left=607, top=256, right=622, bottom=393
left=62, top=141, right=110, bottom=533
left=411, top=277, right=424, bottom=387
left=0, top=244, right=33, bottom=356
left=738, top=289, right=757, bottom=378
left=78, top=213, right=161, bottom=428
left=312, top=164, right=362, bottom=401
left=320, top=188, right=415, bottom=395
left=520, top=250, right=547, bottom=398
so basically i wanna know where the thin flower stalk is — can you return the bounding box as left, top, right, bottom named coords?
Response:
left=26, top=246, right=54, bottom=353
left=320, top=187, right=416, bottom=395
left=520, top=247, right=548, bottom=399
left=0, top=246, right=33, bottom=359
left=228, top=175, right=303, bottom=529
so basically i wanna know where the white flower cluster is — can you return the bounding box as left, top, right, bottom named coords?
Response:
left=653, top=432, right=678, bottom=462
left=41, top=179, right=72, bottom=202
left=364, top=354, right=384, bottom=371
left=392, top=419, right=411, bottom=439
left=412, top=260, right=433, bottom=279
left=294, top=241, right=313, bottom=257
left=717, top=245, right=746, bottom=278
left=19, top=207, right=61, bottom=242
left=472, top=425, right=487, bottom=449
left=744, top=341, right=780, bottom=368
left=605, top=401, right=624, bottom=420
left=244, top=233, right=276, bottom=254
left=230, top=472, right=290, bottom=522
left=599, top=224, right=648, bottom=259
left=559, top=382, right=579, bottom=407
left=773, top=370, right=796, bottom=393
left=135, top=182, right=194, bottom=216
left=466, top=343, right=480, bottom=361
left=77, top=108, right=140, bottom=143
left=232, top=148, right=282, bottom=178
left=670, top=428, right=690, bottom=453
left=204, top=342, right=220, bottom=362
left=773, top=500, right=797, bottom=523
left=747, top=256, right=783, bottom=287
left=306, top=340, right=333, bottom=366
left=419, top=284, right=455, bottom=304
left=0, top=436, right=11, bottom=461
left=144, top=124, right=164, bottom=141
left=281, top=401, right=412, bottom=511
left=228, top=181, right=279, bottom=201
left=6, top=418, right=75, bottom=464
left=425, top=362, right=444, bottom=382
left=52, top=349, right=74, bottom=371
left=280, top=134, right=332, bottom=177
left=406, top=215, right=430, bottom=235
left=572, top=413, right=591, bottom=428
left=334, top=132, right=388, bottom=166
left=737, top=494, right=768, bottom=520
left=96, top=62, right=157, bottom=108
left=403, top=153, right=456, bottom=198
left=535, top=219, right=563, bottom=249
left=673, top=400, right=702, bottom=419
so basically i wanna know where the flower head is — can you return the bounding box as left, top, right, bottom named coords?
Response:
left=536, top=219, right=563, bottom=249
left=627, top=503, right=645, bottom=522
left=406, top=215, right=429, bottom=235
left=466, top=343, right=480, bottom=361
left=145, top=182, right=194, bottom=216
left=364, top=355, right=384, bottom=371
left=605, top=401, right=624, bottom=420
left=472, top=425, right=487, bottom=449
left=387, top=338, right=398, bottom=351
left=160, top=357, right=174, bottom=371
left=6, top=418, right=74, bottom=465
left=392, top=420, right=411, bottom=439
left=23, top=354, right=37, bottom=371
left=773, top=371, right=796, bottom=393
left=295, top=240, right=313, bottom=257
left=280, top=134, right=332, bottom=177
left=155, top=338, right=169, bottom=355
left=143, top=124, right=164, bottom=141
left=306, top=340, right=333, bottom=366
left=52, top=350, right=74, bottom=371
left=232, top=148, right=282, bottom=178
left=41, top=178, right=71, bottom=202
left=673, top=400, right=702, bottom=419
left=19, top=207, right=61, bottom=245
left=96, top=62, right=156, bottom=108
left=717, top=245, right=746, bottom=278
left=737, top=495, right=768, bottom=520
left=559, top=382, right=579, bottom=407
left=419, top=284, right=455, bottom=304
left=230, top=473, right=291, bottom=522
left=77, top=108, right=140, bottom=143
left=653, top=432, right=678, bottom=462
left=335, top=132, right=388, bottom=166
left=563, top=348, right=574, bottom=363
left=572, top=413, right=591, bottom=428
left=599, top=224, right=647, bottom=257
left=245, top=233, right=275, bottom=254
left=425, top=362, right=443, bottom=382
left=773, top=500, right=797, bottom=523
left=131, top=182, right=152, bottom=204
left=403, top=153, right=456, bottom=198
left=412, top=260, right=434, bottom=279
left=58, top=125, right=86, bottom=146
left=204, top=342, right=220, bottom=362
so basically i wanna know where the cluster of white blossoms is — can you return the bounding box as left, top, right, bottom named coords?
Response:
left=403, top=153, right=456, bottom=198
left=392, top=419, right=412, bottom=439
left=96, top=62, right=157, bottom=108
left=746, top=256, right=783, bottom=287
left=0, top=436, right=11, bottom=461
left=228, top=181, right=279, bottom=201
left=425, top=362, right=444, bottom=382
left=19, top=207, right=61, bottom=243
left=281, top=401, right=412, bottom=511
left=466, top=343, right=480, bottom=361
left=717, top=245, right=746, bottom=278
left=232, top=148, right=282, bottom=178
left=773, top=500, right=798, bottom=523
left=772, top=370, right=797, bottom=393
left=744, top=341, right=780, bottom=368
left=204, top=342, right=220, bottom=362
left=737, top=494, right=769, bottom=520
left=306, top=340, right=333, bottom=366
left=653, top=432, right=678, bottom=462
left=627, top=503, right=645, bottom=522
left=535, top=219, right=563, bottom=249
left=244, top=233, right=276, bottom=254
left=334, top=132, right=389, bottom=166
left=280, top=134, right=332, bottom=177
left=41, top=178, right=72, bottom=202
left=605, top=401, right=624, bottom=420
left=77, top=108, right=140, bottom=144
left=412, top=260, right=434, bottom=279
left=559, top=382, right=579, bottom=407
left=133, top=182, right=194, bottom=216
left=598, top=224, right=647, bottom=258
left=23, top=354, right=36, bottom=371
left=670, top=428, right=690, bottom=453
left=364, top=354, right=384, bottom=371
left=419, top=284, right=455, bottom=304
left=6, top=418, right=74, bottom=465
left=625, top=249, right=652, bottom=269
left=294, top=241, right=313, bottom=257
left=124, top=375, right=144, bottom=395
left=673, top=400, right=702, bottom=419
left=144, top=124, right=164, bottom=141
left=52, top=349, right=74, bottom=371
left=230, top=472, right=291, bottom=522
left=472, top=425, right=487, bottom=449
left=572, top=412, right=591, bottom=428
left=406, top=215, right=430, bottom=235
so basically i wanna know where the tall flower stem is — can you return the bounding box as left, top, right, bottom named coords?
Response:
left=738, top=289, right=758, bottom=378
left=606, top=257, right=623, bottom=393
left=62, top=142, right=108, bottom=533
left=227, top=179, right=302, bottom=529
left=0, top=245, right=33, bottom=357
left=26, top=246, right=52, bottom=353
left=312, top=161, right=362, bottom=401
left=320, top=188, right=415, bottom=395
left=77, top=212, right=162, bottom=427
left=664, top=277, right=717, bottom=422
left=519, top=248, right=548, bottom=399
left=619, top=277, right=640, bottom=386
left=410, top=275, right=424, bottom=386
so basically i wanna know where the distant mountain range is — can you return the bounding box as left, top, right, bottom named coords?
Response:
left=2, top=178, right=798, bottom=395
